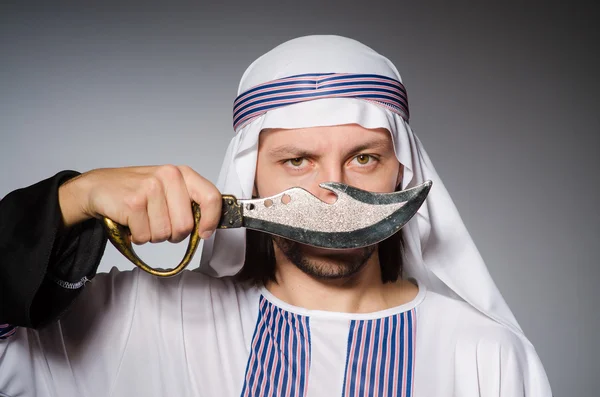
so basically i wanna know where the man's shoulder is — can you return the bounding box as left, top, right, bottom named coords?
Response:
left=414, top=287, right=552, bottom=395
left=132, top=266, right=259, bottom=296
left=87, top=266, right=261, bottom=310
left=418, top=287, right=528, bottom=352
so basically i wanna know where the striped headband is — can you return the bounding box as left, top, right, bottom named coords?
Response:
left=232, top=73, right=409, bottom=131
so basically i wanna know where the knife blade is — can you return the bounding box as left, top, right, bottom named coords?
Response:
left=218, top=180, right=432, bottom=248
left=103, top=180, right=432, bottom=277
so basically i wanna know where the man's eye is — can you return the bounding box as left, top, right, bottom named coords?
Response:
left=353, top=154, right=374, bottom=165
left=287, top=158, right=305, bottom=167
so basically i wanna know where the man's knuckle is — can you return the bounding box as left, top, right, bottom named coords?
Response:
left=142, top=176, right=162, bottom=195
left=132, top=232, right=150, bottom=245
left=124, top=194, right=146, bottom=211
left=204, top=191, right=222, bottom=206
left=170, top=214, right=191, bottom=236
left=157, top=164, right=182, bottom=181
left=171, top=229, right=188, bottom=243
left=184, top=215, right=195, bottom=231
left=152, top=226, right=172, bottom=242
left=175, top=218, right=194, bottom=235
left=177, top=164, right=192, bottom=174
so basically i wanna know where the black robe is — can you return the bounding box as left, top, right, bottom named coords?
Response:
left=0, top=171, right=107, bottom=328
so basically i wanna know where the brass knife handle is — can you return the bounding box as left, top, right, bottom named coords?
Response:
left=102, top=202, right=202, bottom=277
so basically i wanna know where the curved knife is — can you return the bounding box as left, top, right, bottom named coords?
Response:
left=103, top=180, right=432, bottom=277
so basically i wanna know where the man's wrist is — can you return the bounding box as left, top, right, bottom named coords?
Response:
left=58, top=174, right=93, bottom=229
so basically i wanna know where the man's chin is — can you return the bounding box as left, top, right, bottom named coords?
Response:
left=272, top=236, right=377, bottom=279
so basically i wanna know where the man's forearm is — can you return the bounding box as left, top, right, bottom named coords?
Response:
left=0, top=171, right=107, bottom=328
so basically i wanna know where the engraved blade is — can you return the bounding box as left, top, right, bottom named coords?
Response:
left=238, top=180, right=432, bottom=249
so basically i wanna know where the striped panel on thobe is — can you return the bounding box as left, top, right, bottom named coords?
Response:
left=342, top=309, right=416, bottom=397
left=240, top=296, right=311, bottom=397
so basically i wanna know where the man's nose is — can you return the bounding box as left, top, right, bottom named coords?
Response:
left=313, top=166, right=344, bottom=204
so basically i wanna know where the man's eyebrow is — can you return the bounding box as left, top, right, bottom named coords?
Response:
left=267, top=138, right=392, bottom=158
left=267, top=145, right=316, bottom=158
left=346, top=138, right=391, bottom=154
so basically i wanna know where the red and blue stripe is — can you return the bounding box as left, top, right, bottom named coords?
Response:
left=241, top=296, right=312, bottom=397
left=0, top=324, right=17, bottom=340
left=342, top=309, right=416, bottom=397
left=233, top=73, right=410, bottom=130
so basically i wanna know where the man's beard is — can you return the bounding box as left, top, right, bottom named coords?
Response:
left=272, top=236, right=377, bottom=280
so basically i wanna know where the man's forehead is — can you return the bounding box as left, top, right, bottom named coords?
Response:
left=259, top=123, right=391, bottom=142
left=258, top=124, right=392, bottom=149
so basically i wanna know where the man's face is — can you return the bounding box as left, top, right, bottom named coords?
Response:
left=255, top=124, right=403, bottom=279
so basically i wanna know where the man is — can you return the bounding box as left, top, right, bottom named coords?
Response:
left=0, top=35, right=552, bottom=396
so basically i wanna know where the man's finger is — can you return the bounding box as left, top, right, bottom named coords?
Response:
left=177, top=165, right=222, bottom=239
left=157, top=165, right=194, bottom=243
left=127, top=204, right=152, bottom=245
left=146, top=184, right=172, bottom=243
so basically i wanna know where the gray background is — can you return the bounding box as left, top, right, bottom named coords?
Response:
left=1, top=2, right=598, bottom=395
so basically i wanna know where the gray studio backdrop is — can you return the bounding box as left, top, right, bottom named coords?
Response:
left=1, top=2, right=598, bottom=396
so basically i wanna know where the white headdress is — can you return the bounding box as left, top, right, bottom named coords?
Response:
left=201, top=35, right=524, bottom=340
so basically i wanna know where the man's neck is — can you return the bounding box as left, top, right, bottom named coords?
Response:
left=264, top=249, right=418, bottom=313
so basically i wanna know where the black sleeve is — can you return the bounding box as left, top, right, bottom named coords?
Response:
left=0, top=171, right=108, bottom=328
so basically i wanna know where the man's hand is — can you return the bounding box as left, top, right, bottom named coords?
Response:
left=58, top=165, right=222, bottom=244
